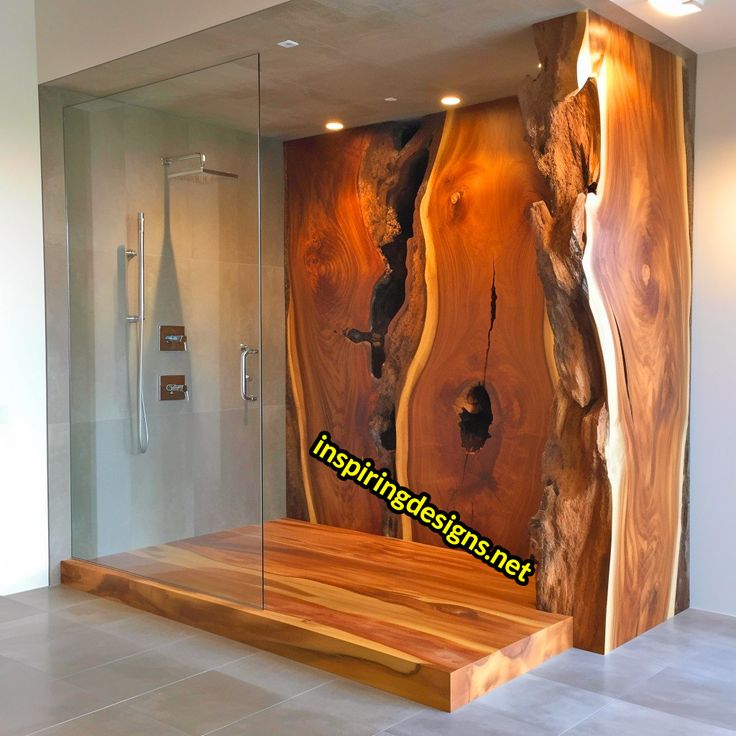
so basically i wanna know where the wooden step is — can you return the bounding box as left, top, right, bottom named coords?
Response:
left=61, top=519, right=572, bottom=711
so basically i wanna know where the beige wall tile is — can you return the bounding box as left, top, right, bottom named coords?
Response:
left=263, top=404, right=286, bottom=521
left=47, top=91, right=286, bottom=569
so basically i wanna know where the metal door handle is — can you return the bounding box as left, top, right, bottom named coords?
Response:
left=240, top=344, right=258, bottom=401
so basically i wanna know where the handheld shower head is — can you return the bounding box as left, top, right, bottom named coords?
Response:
left=162, top=152, right=238, bottom=183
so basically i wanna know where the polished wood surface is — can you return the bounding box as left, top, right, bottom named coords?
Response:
left=287, top=103, right=553, bottom=555
left=285, top=129, right=387, bottom=532
left=519, top=11, right=691, bottom=652
left=396, top=98, right=553, bottom=552
left=285, top=119, right=440, bottom=537
left=586, top=14, right=691, bottom=650
left=519, top=11, right=611, bottom=654
left=61, top=519, right=572, bottom=711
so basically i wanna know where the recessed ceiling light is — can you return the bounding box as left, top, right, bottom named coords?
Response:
left=384, top=96, right=398, bottom=102
left=441, top=95, right=462, bottom=106
left=648, top=0, right=704, bottom=16
left=277, top=39, right=300, bottom=48
left=325, top=121, right=344, bottom=131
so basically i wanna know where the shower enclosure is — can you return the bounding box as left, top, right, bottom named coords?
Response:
left=63, top=54, right=270, bottom=607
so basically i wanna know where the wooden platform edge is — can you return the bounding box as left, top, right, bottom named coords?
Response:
left=61, top=559, right=572, bottom=711
left=451, top=617, right=573, bottom=710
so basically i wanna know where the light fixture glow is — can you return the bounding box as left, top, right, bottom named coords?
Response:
left=384, top=96, right=398, bottom=102
left=441, top=95, right=461, bottom=106
left=277, top=39, right=300, bottom=48
left=325, top=121, right=344, bottom=131
left=648, top=0, right=703, bottom=16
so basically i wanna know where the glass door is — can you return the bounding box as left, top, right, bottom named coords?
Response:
left=64, top=54, right=263, bottom=607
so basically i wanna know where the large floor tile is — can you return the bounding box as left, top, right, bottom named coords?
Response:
left=150, top=631, right=258, bottom=670
left=216, top=651, right=334, bottom=699
left=0, top=612, right=85, bottom=644
left=0, top=611, right=147, bottom=677
left=0, top=597, right=40, bottom=625
left=473, top=672, right=612, bottom=732
left=686, top=640, right=736, bottom=682
left=127, top=668, right=289, bottom=735
left=5, top=586, right=95, bottom=612
left=618, top=664, right=736, bottom=731
left=531, top=647, right=665, bottom=698
left=62, top=647, right=207, bottom=702
left=55, top=597, right=142, bottom=627
left=210, top=679, right=424, bottom=736
left=562, top=699, right=736, bottom=736
left=613, top=624, right=723, bottom=670
left=95, top=609, right=199, bottom=649
left=670, top=609, right=736, bottom=640
left=383, top=701, right=553, bottom=736
left=38, top=703, right=191, bottom=736
left=0, top=654, right=109, bottom=736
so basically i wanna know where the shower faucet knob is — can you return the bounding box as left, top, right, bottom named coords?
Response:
left=160, top=325, right=188, bottom=351
left=164, top=334, right=187, bottom=346
left=160, top=375, right=189, bottom=401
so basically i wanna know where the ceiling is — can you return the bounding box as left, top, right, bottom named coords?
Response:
left=47, top=0, right=697, bottom=141
left=34, top=0, right=290, bottom=83
left=609, top=0, right=736, bottom=53
left=47, top=0, right=588, bottom=140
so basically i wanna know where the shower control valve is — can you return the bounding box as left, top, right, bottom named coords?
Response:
left=160, top=375, right=189, bottom=401
left=160, top=325, right=188, bottom=351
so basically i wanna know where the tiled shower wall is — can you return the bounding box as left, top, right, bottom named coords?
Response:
left=40, top=86, right=286, bottom=578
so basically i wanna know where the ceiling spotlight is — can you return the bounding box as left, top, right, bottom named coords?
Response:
left=441, top=95, right=461, bottom=106
left=648, top=0, right=704, bottom=16
left=384, top=96, right=398, bottom=102
left=325, top=121, right=344, bottom=131
left=277, top=39, right=300, bottom=48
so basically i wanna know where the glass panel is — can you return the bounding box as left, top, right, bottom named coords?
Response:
left=64, top=54, right=263, bottom=608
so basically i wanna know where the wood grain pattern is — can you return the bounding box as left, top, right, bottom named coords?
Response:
left=283, top=10, right=690, bottom=655
left=285, top=129, right=387, bottom=532
left=395, top=98, right=553, bottom=552
left=286, top=121, right=440, bottom=535
left=519, top=11, right=691, bottom=652
left=519, top=12, right=611, bottom=653
left=61, top=519, right=572, bottom=711
left=585, top=14, right=691, bottom=649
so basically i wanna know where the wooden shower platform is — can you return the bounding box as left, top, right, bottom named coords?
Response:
left=61, top=519, right=572, bottom=710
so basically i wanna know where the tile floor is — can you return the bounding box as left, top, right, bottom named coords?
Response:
left=0, top=587, right=734, bottom=735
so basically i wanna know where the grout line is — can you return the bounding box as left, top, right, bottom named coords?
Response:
left=555, top=700, right=617, bottom=736
left=557, top=699, right=736, bottom=736
left=25, top=650, right=262, bottom=736
left=53, top=631, right=200, bottom=681
left=199, top=680, right=335, bottom=736
left=367, top=706, right=431, bottom=736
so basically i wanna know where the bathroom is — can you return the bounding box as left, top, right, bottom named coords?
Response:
left=11, top=0, right=702, bottom=721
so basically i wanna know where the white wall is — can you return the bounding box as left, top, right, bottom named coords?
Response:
left=0, top=0, right=49, bottom=594
left=691, top=46, right=736, bottom=616
left=35, top=0, right=288, bottom=82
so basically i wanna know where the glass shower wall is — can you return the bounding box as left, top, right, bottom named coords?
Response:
left=64, top=54, right=265, bottom=607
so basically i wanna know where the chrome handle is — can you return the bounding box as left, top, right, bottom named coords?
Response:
left=165, top=383, right=189, bottom=400
left=164, top=334, right=187, bottom=348
left=240, top=344, right=258, bottom=402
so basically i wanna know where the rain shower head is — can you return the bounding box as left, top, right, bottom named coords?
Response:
left=162, top=152, right=238, bottom=183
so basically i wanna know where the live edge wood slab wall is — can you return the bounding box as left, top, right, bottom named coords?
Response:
left=286, top=10, right=691, bottom=654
